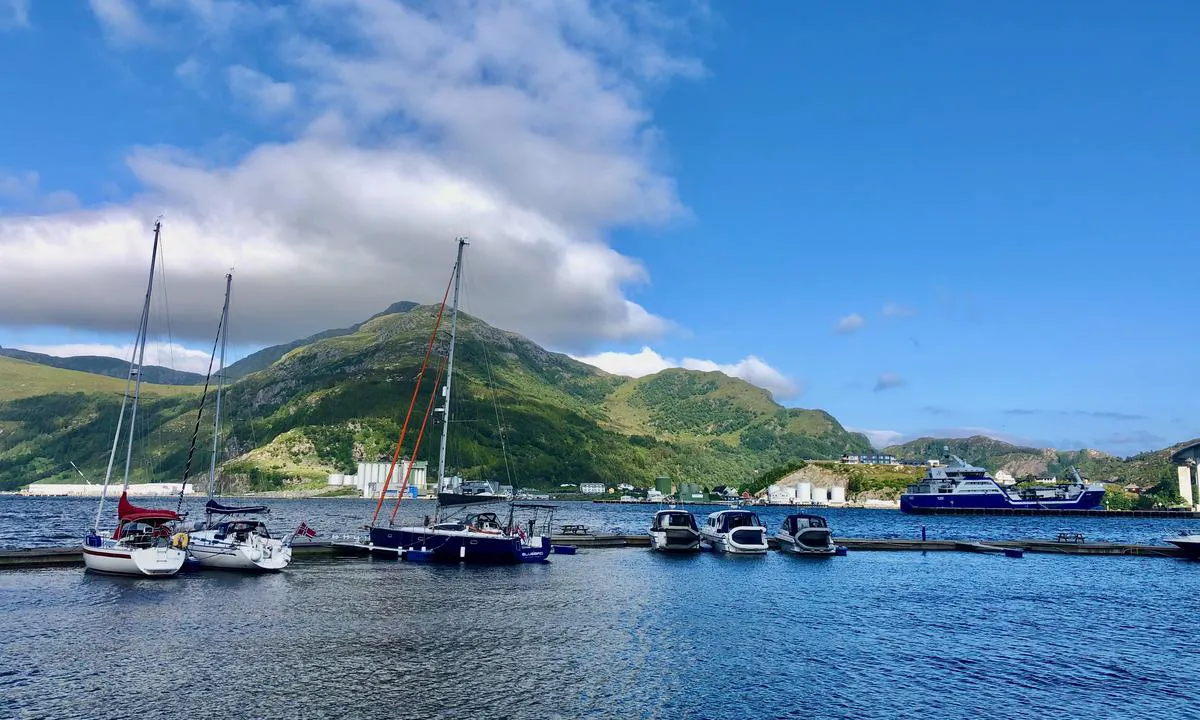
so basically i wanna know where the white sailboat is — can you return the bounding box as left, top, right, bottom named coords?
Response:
left=82, top=220, right=189, bottom=577
left=184, top=273, right=293, bottom=572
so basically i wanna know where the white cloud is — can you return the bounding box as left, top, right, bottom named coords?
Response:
left=850, top=428, right=903, bottom=448
left=882, top=302, right=914, bottom=318
left=572, top=346, right=799, bottom=400
left=0, top=1, right=706, bottom=353
left=1, top=0, right=29, bottom=29
left=227, top=65, right=295, bottom=116
left=175, top=56, right=203, bottom=86
left=835, top=313, right=865, bottom=334
left=89, top=0, right=151, bottom=43
left=0, top=170, right=80, bottom=212
left=17, top=342, right=216, bottom=374
left=873, top=372, right=905, bottom=392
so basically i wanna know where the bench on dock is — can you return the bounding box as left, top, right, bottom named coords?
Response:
left=560, top=524, right=590, bottom=535
left=1056, top=532, right=1085, bottom=543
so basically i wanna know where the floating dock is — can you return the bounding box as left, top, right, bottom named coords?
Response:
left=0, top=535, right=1188, bottom=570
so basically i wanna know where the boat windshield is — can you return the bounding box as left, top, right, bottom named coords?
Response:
left=720, top=513, right=762, bottom=531
left=656, top=512, right=696, bottom=530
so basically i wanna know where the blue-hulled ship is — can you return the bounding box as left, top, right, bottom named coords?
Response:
left=899, top=450, right=1105, bottom=513
left=365, top=237, right=554, bottom=564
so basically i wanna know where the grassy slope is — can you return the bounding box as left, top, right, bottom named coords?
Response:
left=0, top=356, right=198, bottom=401
left=0, top=358, right=203, bottom=487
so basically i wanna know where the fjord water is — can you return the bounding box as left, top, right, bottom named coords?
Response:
left=3, top=495, right=1199, bottom=549
left=2, top=497, right=1199, bottom=719
left=3, top=543, right=1197, bottom=719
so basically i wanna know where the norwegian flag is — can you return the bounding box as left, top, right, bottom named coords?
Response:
left=295, top=521, right=317, bottom=538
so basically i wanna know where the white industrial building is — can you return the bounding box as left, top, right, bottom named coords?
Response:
left=579, top=482, right=606, bottom=495
left=22, top=482, right=196, bottom=497
left=329, top=461, right=429, bottom=499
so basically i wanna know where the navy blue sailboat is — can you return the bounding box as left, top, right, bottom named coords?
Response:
left=367, top=238, right=555, bottom=564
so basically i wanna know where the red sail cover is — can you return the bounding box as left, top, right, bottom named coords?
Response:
left=116, top=491, right=181, bottom=523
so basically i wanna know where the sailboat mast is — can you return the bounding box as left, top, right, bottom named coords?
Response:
left=436, top=237, right=468, bottom=490
left=94, top=221, right=160, bottom=531
left=119, top=219, right=163, bottom=493
left=207, top=272, right=232, bottom=498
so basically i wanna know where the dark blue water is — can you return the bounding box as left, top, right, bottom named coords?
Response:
left=2, top=495, right=1197, bottom=549
left=2, top=546, right=1197, bottom=719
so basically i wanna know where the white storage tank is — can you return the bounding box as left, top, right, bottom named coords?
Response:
left=796, top=482, right=813, bottom=503
left=811, top=486, right=828, bottom=504
left=830, top=486, right=847, bottom=504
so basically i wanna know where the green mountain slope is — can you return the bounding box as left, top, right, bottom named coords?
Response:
left=0, top=304, right=871, bottom=492
left=0, top=347, right=205, bottom=385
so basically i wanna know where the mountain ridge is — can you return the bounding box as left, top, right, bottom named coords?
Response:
left=0, top=302, right=870, bottom=491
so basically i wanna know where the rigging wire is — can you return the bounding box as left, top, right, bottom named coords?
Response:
left=388, top=354, right=446, bottom=525
left=369, top=269, right=456, bottom=525
left=175, top=293, right=226, bottom=513
left=461, top=261, right=515, bottom=492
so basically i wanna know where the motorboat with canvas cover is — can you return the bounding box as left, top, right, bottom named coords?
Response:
left=648, top=508, right=701, bottom=552
left=775, top=513, right=837, bottom=556
left=700, top=509, right=769, bottom=554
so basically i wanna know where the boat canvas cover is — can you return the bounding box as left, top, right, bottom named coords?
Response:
left=116, top=491, right=180, bottom=523
left=205, top=499, right=269, bottom=515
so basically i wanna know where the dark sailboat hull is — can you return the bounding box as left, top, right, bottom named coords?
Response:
left=368, top=526, right=550, bottom=564
left=436, top=492, right=508, bottom=507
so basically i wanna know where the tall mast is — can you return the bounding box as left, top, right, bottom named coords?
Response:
left=436, top=237, right=468, bottom=491
left=120, top=220, right=162, bottom=492
left=94, top=220, right=160, bottom=530
left=207, top=272, right=232, bottom=498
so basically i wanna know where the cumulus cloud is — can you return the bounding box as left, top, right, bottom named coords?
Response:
left=873, top=372, right=905, bottom=392
left=17, top=342, right=217, bottom=374
left=572, top=346, right=799, bottom=400
left=88, top=0, right=151, bottom=43
left=835, top=313, right=865, bottom=334
left=851, top=428, right=903, bottom=448
left=4, top=0, right=707, bottom=352
left=882, top=302, right=914, bottom=318
left=227, top=65, right=295, bottom=116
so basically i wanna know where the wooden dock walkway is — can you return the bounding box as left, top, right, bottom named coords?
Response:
left=0, top=535, right=1185, bottom=570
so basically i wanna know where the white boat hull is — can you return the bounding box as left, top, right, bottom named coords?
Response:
left=82, top=541, right=186, bottom=576
left=187, top=531, right=292, bottom=572
left=700, top=526, right=769, bottom=554
left=648, top=529, right=701, bottom=552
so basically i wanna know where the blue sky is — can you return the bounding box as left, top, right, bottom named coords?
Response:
left=0, top=1, right=1196, bottom=455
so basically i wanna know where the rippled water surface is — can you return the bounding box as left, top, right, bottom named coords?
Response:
left=4, top=495, right=1200, bottom=549
left=3, top=497, right=1199, bottom=719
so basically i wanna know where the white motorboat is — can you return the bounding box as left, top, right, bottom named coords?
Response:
left=648, top=509, right=701, bottom=552
left=81, top=219, right=187, bottom=577
left=1166, top=532, right=1200, bottom=559
left=699, top=509, right=769, bottom=554
left=775, top=513, right=836, bottom=556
